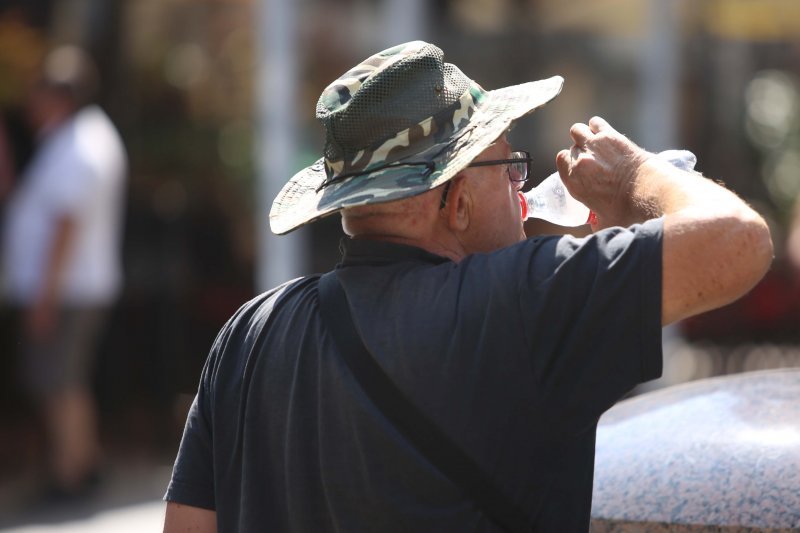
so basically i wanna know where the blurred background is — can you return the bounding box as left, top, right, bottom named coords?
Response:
left=0, top=0, right=799, bottom=529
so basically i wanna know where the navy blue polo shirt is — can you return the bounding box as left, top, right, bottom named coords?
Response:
left=166, top=219, right=664, bottom=532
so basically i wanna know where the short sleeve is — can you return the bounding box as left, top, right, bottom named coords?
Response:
left=40, top=146, right=94, bottom=216
left=164, top=340, right=222, bottom=510
left=163, top=281, right=301, bottom=513
left=517, top=219, right=664, bottom=431
left=450, top=219, right=663, bottom=433
left=164, top=391, right=216, bottom=509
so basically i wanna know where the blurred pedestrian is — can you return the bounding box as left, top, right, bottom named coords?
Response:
left=164, top=41, right=772, bottom=532
left=1, top=45, right=127, bottom=499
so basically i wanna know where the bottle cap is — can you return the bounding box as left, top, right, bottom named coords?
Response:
left=518, top=192, right=528, bottom=220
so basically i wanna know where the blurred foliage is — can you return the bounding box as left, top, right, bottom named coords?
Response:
left=0, top=11, right=46, bottom=106
left=705, top=0, right=800, bottom=41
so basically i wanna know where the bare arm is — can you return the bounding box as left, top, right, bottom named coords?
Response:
left=163, top=502, right=217, bottom=533
left=556, top=116, right=773, bottom=326
left=28, top=215, right=77, bottom=338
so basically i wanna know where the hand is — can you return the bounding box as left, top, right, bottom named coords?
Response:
left=555, top=116, right=651, bottom=230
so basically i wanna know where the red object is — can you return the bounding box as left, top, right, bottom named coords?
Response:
left=518, top=192, right=528, bottom=220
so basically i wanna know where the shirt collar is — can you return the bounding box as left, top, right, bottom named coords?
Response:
left=339, top=237, right=451, bottom=267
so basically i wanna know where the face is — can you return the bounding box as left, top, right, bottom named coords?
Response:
left=459, top=135, right=527, bottom=253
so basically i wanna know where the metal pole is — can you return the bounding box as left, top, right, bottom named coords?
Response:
left=638, top=0, right=679, bottom=151
left=255, top=0, right=307, bottom=291
left=382, top=0, right=428, bottom=47
left=637, top=0, right=683, bottom=390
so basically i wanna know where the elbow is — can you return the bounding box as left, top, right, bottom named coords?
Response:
left=702, top=209, right=774, bottom=311
left=733, top=211, right=774, bottom=292
left=661, top=205, right=774, bottom=325
left=748, top=212, right=774, bottom=276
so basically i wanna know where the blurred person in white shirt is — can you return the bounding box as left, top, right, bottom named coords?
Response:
left=2, top=45, right=127, bottom=499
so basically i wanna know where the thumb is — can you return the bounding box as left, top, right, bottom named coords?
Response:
left=556, top=149, right=571, bottom=178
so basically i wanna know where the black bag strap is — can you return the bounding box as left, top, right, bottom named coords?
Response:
left=317, top=271, right=530, bottom=533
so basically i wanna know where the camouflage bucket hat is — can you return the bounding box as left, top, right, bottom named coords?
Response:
left=269, top=40, right=563, bottom=235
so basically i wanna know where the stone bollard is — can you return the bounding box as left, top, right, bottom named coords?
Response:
left=591, top=369, right=800, bottom=532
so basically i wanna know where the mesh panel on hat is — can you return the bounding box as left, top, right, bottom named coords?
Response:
left=321, top=46, right=471, bottom=163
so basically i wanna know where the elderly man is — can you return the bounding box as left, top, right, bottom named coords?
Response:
left=164, top=41, right=772, bottom=532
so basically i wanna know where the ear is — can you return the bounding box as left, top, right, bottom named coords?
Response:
left=442, top=175, right=471, bottom=232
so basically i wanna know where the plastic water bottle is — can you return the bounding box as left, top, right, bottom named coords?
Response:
left=519, top=171, right=590, bottom=226
left=520, top=149, right=697, bottom=226
left=656, top=149, right=697, bottom=172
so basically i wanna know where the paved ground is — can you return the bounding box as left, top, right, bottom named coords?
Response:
left=1, top=501, right=165, bottom=533
left=0, top=463, right=172, bottom=533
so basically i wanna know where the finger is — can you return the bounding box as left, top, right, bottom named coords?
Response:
left=556, top=149, right=571, bottom=176
left=588, top=116, right=613, bottom=134
left=569, top=122, right=593, bottom=147
left=569, top=144, right=585, bottom=163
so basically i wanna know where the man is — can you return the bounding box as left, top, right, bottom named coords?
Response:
left=2, top=46, right=128, bottom=498
left=163, top=41, right=772, bottom=532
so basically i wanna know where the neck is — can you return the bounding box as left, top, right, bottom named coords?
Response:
left=36, top=108, right=74, bottom=140
left=341, top=187, right=471, bottom=262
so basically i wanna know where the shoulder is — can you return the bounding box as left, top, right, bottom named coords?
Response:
left=73, top=106, right=127, bottom=170
left=215, top=276, right=318, bottom=346
left=200, top=276, right=318, bottom=385
left=529, top=218, right=663, bottom=263
left=552, top=218, right=663, bottom=261
left=455, top=219, right=664, bottom=294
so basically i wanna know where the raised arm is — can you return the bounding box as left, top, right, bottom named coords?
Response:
left=556, top=116, right=773, bottom=326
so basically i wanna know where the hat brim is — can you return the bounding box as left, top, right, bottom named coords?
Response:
left=269, top=75, right=564, bottom=235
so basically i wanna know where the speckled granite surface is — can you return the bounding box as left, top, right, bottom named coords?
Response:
left=590, top=518, right=797, bottom=532
left=590, top=369, right=800, bottom=531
